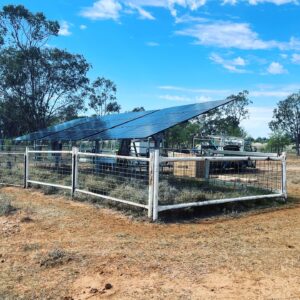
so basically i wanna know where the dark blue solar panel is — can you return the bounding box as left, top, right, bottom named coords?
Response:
left=15, top=99, right=232, bottom=141
left=40, top=110, right=157, bottom=141
left=86, top=99, right=231, bottom=140
left=15, top=117, right=90, bottom=141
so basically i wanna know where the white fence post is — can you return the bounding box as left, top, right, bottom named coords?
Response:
left=71, top=147, right=78, bottom=198
left=152, top=149, right=160, bottom=221
left=148, top=151, right=154, bottom=219
left=25, top=147, right=29, bottom=188
left=281, top=152, right=287, bottom=200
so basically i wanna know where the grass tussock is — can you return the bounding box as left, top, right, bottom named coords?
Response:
left=39, top=249, right=73, bottom=268
left=0, top=195, right=17, bottom=216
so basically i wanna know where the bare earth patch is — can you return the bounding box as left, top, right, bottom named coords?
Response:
left=0, top=156, right=299, bottom=299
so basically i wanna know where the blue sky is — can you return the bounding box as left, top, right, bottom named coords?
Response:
left=2, top=0, right=300, bottom=137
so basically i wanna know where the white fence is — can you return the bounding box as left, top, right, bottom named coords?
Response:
left=0, top=147, right=287, bottom=221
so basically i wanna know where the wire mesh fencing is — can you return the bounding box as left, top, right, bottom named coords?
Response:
left=75, top=152, right=150, bottom=209
left=27, top=150, right=73, bottom=190
left=0, top=152, right=25, bottom=187
left=0, top=147, right=287, bottom=220
left=156, top=153, right=286, bottom=217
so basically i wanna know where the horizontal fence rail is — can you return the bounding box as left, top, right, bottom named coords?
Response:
left=0, top=147, right=287, bottom=221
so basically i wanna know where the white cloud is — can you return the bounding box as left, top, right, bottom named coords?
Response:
left=158, top=84, right=300, bottom=99
left=58, top=21, right=72, bottom=36
left=176, top=21, right=300, bottom=50
left=248, top=0, right=298, bottom=5
left=209, top=53, right=247, bottom=73
left=146, top=41, right=159, bottom=46
left=291, top=53, right=300, bottom=64
left=267, top=62, right=288, bottom=74
left=168, top=0, right=207, bottom=17
left=158, top=85, right=232, bottom=95
left=80, top=24, right=87, bottom=30
left=159, top=94, right=211, bottom=102
left=80, top=0, right=122, bottom=20
left=242, top=106, right=274, bottom=138
left=174, top=14, right=207, bottom=23
left=127, top=3, right=155, bottom=20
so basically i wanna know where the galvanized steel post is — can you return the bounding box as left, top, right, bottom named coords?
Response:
left=148, top=150, right=154, bottom=219
left=71, top=147, right=78, bottom=198
left=152, top=149, right=160, bottom=221
left=281, top=152, right=287, bottom=200
left=24, top=147, right=29, bottom=188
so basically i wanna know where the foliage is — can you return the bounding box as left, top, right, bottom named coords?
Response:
left=0, top=4, right=59, bottom=49
left=164, top=91, right=251, bottom=147
left=269, top=92, right=300, bottom=155
left=88, top=77, right=120, bottom=116
left=132, top=107, right=145, bottom=112
left=199, top=90, right=251, bottom=137
left=0, top=5, right=116, bottom=138
left=165, top=122, right=201, bottom=148
left=0, top=47, right=90, bottom=136
left=266, top=131, right=291, bottom=154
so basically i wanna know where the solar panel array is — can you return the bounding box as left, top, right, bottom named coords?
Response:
left=16, top=99, right=231, bottom=141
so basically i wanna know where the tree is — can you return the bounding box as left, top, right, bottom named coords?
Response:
left=132, top=107, right=145, bottom=112
left=165, top=122, right=201, bottom=149
left=0, top=5, right=90, bottom=137
left=88, top=77, right=120, bottom=116
left=269, top=93, right=300, bottom=155
left=199, top=90, right=251, bottom=137
left=266, top=131, right=291, bottom=154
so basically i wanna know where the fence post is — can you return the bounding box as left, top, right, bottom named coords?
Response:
left=24, top=147, right=29, bottom=188
left=152, top=149, right=160, bottom=221
left=71, top=147, right=78, bottom=198
left=281, top=152, right=287, bottom=200
left=204, top=159, right=210, bottom=180
left=148, top=151, right=154, bottom=219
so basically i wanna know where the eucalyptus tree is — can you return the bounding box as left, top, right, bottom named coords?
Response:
left=269, top=92, right=300, bottom=155
left=0, top=5, right=90, bottom=137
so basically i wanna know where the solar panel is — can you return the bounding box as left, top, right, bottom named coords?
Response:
left=15, top=99, right=232, bottom=141
left=15, top=117, right=90, bottom=141
left=40, top=110, right=157, bottom=141
left=85, top=99, right=231, bottom=140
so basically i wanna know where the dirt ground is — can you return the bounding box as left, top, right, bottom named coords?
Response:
left=0, top=156, right=299, bottom=299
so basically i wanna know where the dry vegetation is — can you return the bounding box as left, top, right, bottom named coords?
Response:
left=0, top=156, right=299, bottom=299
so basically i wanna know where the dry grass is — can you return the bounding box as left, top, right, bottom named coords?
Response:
left=0, top=155, right=299, bottom=299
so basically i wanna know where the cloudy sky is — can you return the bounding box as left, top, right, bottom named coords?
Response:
left=2, top=0, right=300, bottom=137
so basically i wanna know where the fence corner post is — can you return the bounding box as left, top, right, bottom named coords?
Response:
left=24, top=146, right=29, bottom=188
left=152, top=149, right=160, bottom=222
left=71, top=147, right=79, bottom=198
left=148, top=150, right=154, bottom=219
left=281, top=151, right=287, bottom=200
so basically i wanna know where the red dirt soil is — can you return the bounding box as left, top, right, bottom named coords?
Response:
left=0, top=156, right=299, bottom=299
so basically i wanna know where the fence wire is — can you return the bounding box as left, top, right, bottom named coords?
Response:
left=158, top=156, right=283, bottom=206
left=0, top=153, right=25, bottom=187
left=77, top=153, right=150, bottom=206
left=27, top=151, right=72, bottom=188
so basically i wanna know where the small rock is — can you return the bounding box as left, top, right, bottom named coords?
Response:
left=90, top=288, right=98, bottom=294
left=105, top=283, right=113, bottom=290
